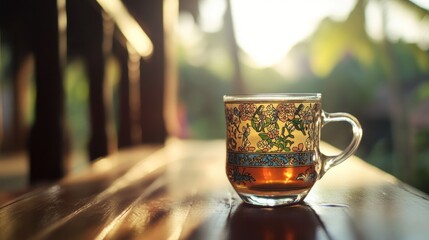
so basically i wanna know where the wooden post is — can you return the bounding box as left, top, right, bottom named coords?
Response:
left=114, top=35, right=133, bottom=148
left=28, top=0, right=65, bottom=182
left=115, top=34, right=143, bottom=148
left=67, top=0, right=110, bottom=161
left=163, top=0, right=180, bottom=138
left=125, top=0, right=168, bottom=143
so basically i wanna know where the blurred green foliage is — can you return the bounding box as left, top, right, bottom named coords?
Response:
left=179, top=62, right=229, bottom=138
left=64, top=59, right=89, bottom=151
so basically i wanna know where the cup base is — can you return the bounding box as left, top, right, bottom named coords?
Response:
left=238, top=192, right=308, bottom=207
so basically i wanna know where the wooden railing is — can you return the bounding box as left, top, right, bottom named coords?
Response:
left=0, top=0, right=173, bottom=183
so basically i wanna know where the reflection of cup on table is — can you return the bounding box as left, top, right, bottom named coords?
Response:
left=228, top=204, right=321, bottom=239
left=224, top=94, right=362, bottom=206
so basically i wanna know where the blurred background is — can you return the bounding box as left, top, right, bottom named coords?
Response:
left=1, top=0, right=429, bottom=196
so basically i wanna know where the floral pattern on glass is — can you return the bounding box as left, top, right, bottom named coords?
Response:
left=225, top=102, right=320, bottom=153
left=227, top=166, right=256, bottom=185
left=296, top=167, right=317, bottom=183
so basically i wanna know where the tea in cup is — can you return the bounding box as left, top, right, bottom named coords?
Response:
left=224, top=94, right=362, bottom=206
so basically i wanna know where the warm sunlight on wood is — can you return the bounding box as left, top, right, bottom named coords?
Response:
left=97, top=0, right=153, bottom=58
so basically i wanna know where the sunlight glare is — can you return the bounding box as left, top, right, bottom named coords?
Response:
left=199, top=0, right=226, bottom=33
left=386, top=1, right=429, bottom=50
left=230, top=0, right=356, bottom=67
left=366, top=0, right=429, bottom=50
left=411, top=0, right=429, bottom=10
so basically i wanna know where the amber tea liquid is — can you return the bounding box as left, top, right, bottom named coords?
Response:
left=226, top=164, right=317, bottom=196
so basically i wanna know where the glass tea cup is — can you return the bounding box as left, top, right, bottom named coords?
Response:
left=224, top=93, right=362, bottom=206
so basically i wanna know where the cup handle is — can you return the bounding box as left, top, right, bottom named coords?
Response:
left=319, top=111, right=363, bottom=178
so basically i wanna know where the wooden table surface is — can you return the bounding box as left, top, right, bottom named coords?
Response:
left=1, top=139, right=428, bottom=240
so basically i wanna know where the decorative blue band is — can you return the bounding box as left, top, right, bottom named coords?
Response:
left=227, top=151, right=313, bottom=167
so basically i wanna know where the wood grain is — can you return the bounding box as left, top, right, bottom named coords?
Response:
left=1, top=140, right=428, bottom=239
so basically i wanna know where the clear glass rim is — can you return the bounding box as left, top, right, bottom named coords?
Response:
left=224, top=93, right=321, bottom=102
